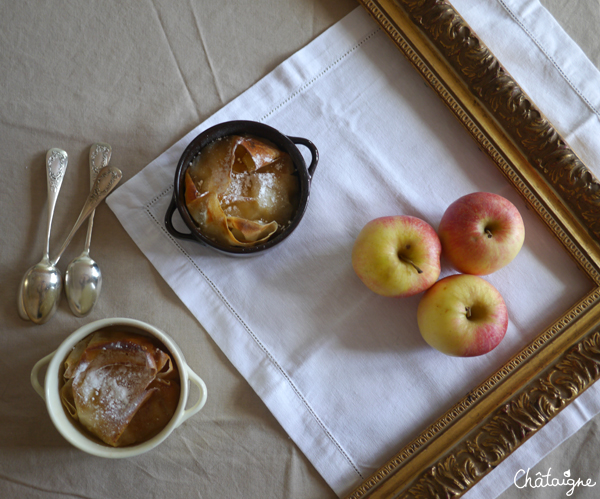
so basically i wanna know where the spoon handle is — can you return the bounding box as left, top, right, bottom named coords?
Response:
left=83, top=143, right=112, bottom=252
left=44, top=149, right=68, bottom=261
left=52, top=165, right=122, bottom=265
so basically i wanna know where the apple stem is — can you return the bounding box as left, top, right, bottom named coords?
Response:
left=465, top=306, right=472, bottom=319
left=398, top=254, right=423, bottom=274
left=485, top=228, right=493, bottom=238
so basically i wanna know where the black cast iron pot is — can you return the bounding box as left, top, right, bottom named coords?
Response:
left=165, top=120, right=318, bottom=256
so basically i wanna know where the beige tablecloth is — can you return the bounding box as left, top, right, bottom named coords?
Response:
left=2, top=1, right=599, bottom=498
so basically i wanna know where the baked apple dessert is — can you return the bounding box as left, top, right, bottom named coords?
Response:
left=60, top=330, right=180, bottom=447
left=185, top=135, right=300, bottom=247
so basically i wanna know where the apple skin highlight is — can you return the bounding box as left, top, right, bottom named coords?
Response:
left=417, top=274, right=508, bottom=357
left=438, top=192, right=525, bottom=275
left=351, top=216, right=442, bottom=297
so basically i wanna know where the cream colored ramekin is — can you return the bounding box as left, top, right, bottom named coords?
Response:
left=31, top=317, right=207, bottom=457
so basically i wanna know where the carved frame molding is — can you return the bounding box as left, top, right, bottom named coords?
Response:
left=347, top=1, right=600, bottom=497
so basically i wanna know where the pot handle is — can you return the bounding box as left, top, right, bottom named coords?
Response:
left=31, top=351, right=55, bottom=401
left=164, top=193, right=195, bottom=241
left=175, top=365, right=208, bottom=428
left=288, top=136, right=319, bottom=181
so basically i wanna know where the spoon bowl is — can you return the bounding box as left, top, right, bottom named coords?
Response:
left=64, top=252, right=102, bottom=317
left=22, top=260, right=63, bottom=324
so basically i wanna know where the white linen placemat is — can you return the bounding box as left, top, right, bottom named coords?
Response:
left=107, top=1, right=600, bottom=496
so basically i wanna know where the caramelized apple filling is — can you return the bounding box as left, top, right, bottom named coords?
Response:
left=60, top=331, right=180, bottom=447
left=185, top=135, right=300, bottom=247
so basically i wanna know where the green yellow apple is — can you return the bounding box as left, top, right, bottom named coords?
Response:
left=351, top=216, right=442, bottom=297
left=417, top=274, right=508, bottom=356
left=438, top=192, right=525, bottom=275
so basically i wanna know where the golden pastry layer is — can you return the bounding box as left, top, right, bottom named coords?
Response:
left=60, top=331, right=180, bottom=447
left=185, top=135, right=300, bottom=247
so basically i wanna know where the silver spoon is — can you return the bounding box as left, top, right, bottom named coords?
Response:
left=18, top=148, right=68, bottom=322
left=64, top=143, right=112, bottom=317
left=21, top=164, right=123, bottom=324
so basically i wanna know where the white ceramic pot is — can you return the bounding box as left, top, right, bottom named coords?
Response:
left=31, top=317, right=207, bottom=458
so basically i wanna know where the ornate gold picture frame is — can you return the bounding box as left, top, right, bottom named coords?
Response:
left=348, top=1, right=600, bottom=497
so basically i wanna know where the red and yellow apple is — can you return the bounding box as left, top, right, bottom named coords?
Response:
left=438, top=192, right=525, bottom=275
left=351, top=216, right=442, bottom=297
left=417, top=274, right=508, bottom=356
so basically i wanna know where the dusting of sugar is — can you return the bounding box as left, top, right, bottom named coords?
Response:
left=257, top=173, right=278, bottom=209
left=72, top=360, right=89, bottom=379
left=221, top=171, right=252, bottom=206
left=78, top=364, right=149, bottom=426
